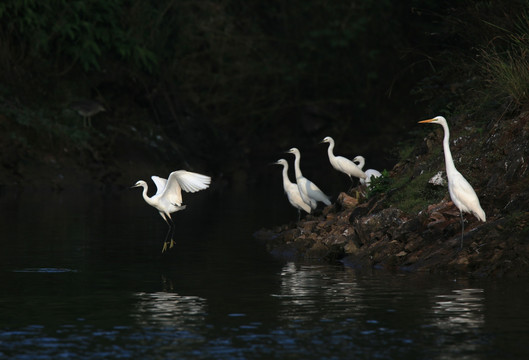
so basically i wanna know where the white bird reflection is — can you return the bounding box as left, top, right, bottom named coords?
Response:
left=432, top=288, right=484, bottom=329
left=273, top=262, right=363, bottom=321
left=429, top=287, right=485, bottom=358
left=133, top=292, right=207, bottom=327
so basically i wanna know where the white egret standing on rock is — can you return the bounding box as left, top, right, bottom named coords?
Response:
left=287, top=148, right=331, bottom=209
left=132, top=170, right=211, bottom=252
left=321, top=137, right=367, bottom=186
left=273, top=159, right=312, bottom=220
left=353, top=155, right=382, bottom=187
left=418, top=116, right=486, bottom=249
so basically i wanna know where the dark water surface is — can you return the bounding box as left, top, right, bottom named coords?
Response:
left=1, top=187, right=528, bottom=359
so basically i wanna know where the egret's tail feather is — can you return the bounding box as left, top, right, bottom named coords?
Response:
left=474, top=207, right=486, bottom=222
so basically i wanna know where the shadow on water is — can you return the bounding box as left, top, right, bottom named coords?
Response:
left=1, top=186, right=529, bottom=359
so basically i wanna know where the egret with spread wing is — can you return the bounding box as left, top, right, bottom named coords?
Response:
left=418, top=116, right=486, bottom=248
left=287, top=147, right=331, bottom=209
left=132, top=170, right=211, bottom=252
left=274, top=159, right=311, bottom=220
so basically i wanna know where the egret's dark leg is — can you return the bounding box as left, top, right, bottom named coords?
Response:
left=167, top=215, right=176, bottom=249
left=162, top=222, right=171, bottom=253
left=460, top=210, right=464, bottom=250
left=160, top=213, right=174, bottom=253
left=297, top=209, right=301, bottom=222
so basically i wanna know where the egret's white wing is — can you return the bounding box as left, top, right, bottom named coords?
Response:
left=296, top=177, right=317, bottom=209
left=171, top=170, right=211, bottom=192
left=336, top=156, right=367, bottom=179
left=362, top=169, right=382, bottom=186
left=448, top=171, right=485, bottom=221
left=307, top=181, right=331, bottom=205
left=366, top=169, right=382, bottom=178
left=286, top=182, right=311, bottom=213
left=151, top=176, right=167, bottom=196
left=300, top=177, right=331, bottom=206
left=164, top=170, right=211, bottom=205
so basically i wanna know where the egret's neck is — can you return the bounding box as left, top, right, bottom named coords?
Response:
left=293, top=153, right=302, bottom=179
left=356, top=157, right=365, bottom=170
left=326, top=141, right=335, bottom=160
left=281, top=164, right=292, bottom=187
left=441, top=122, right=457, bottom=175
left=140, top=183, right=154, bottom=205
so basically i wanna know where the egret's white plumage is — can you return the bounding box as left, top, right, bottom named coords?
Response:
left=274, top=159, right=311, bottom=218
left=132, top=170, right=211, bottom=252
left=353, top=155, right=382, bottom=187
left=419, top=116, right=486, bottom=248
left=287, top=148, right=331, bottom=208
left=321, top=137, right=367, bottom=182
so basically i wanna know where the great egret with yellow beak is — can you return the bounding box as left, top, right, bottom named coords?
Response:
left=418, top=116, right=486, bottom=248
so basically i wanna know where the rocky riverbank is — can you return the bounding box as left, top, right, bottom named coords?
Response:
left=255, top=112, right=529, bottom=277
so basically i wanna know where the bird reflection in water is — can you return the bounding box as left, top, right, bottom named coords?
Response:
left=273, top=262, right=363, bottom=322
left=432, top=288, right=485, bottom=329
left=133, top=291, right=207, bottom=327
left=429, top=287, right=485, bottom=356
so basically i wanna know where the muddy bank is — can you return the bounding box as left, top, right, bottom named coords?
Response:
left=255, top=112, right=529, bottom=277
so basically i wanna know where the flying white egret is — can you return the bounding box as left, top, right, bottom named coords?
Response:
left=353, top=155, right=382, bottom=187
left=418, top=116, right=486, bottom=248
left=132, top=170, right=211, bottom=252
left=321, top=137, right=367, bottom=185
left=287, top=148, right=331, bottom=208
left=273, top=159, right=312, bottom=219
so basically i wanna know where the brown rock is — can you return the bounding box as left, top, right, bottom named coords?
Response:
left=337, top=192, right=359, bottom=208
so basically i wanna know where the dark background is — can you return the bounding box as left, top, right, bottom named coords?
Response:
left=1, top=0, right=527, bottom=189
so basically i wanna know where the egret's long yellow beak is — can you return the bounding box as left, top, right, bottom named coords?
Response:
left=418, top=118, right=435, bottom=123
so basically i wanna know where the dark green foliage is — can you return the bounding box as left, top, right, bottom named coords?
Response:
left=408, top=0, right=529, bottom=116
left=478, top=6, right=529, bottom=106
left=0, top=0, right=157, bottom=72
left=366, top=170, right=392, bottom=198
left=388, top=170, right=445, bottom=215
left=2, top=0, right=529, bottom=175
left=0, top=0, right=438, bottom=133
